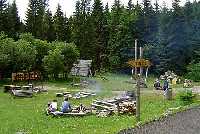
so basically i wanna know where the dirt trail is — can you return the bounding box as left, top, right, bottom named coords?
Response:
left=118, top=107, right=200, bottom=134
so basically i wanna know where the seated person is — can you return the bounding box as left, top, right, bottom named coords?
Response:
left=60, top=97, right=72, bottom=113
left=50, top=100, right=58, bottom=112
left=46, top=100, right=57, bottom=115
left=154, top=79, right=161, bottom=90
left=77, top=104, right=86, bottom=113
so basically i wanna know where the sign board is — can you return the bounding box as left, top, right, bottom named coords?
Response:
left=127, top=59, right=151, bottom=68
left=12, top=72, right=41, bottom=81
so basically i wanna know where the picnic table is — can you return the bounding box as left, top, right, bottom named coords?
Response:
left=4, top=85, right=21, bottom=92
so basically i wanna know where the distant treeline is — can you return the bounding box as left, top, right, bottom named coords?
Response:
left=0, top=0, right=200, bottom=78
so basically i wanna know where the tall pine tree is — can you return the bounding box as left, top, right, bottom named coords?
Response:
left=42, top=9, right=55, bottom=41
left=91, top=0, right=105, bottom=71
left=25, top=0, right=45, bottom=39
left=53, top=4, right=70, bottom=41
left=0, top=0, right=7, bottom=32
left=6, top=0, right=21, bottom=39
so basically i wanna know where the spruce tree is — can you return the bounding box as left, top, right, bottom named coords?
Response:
left=101, top=3, right=110, bottom=69
left=0, top=0, right=7, bottom=32
left=72, top=0, right=93, bottom=60
left=53, top=4, right=68, bottom=41
left=42, top=9, right=55, bottom=41
left=127, top=0, right=133, bottom=13
left=91, top=0, right=105, bottom=71
left=162, top=0, right=191, bottom=74
left=6, top=0, right=21, bottom=39
left=25, top=0, right=45, bottom=39
left=72, top=0, right=82, bottom=48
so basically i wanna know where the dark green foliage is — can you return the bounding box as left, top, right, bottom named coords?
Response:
left=43, top=42, right=79, bottom=79
left=186, top=63, right=200, bottom=82
left=91, top=0, right=105, bottom=71
left=0, top=33, right=79, bottom=79
left=6, top=0, right=21, bottom=39
left=42, top=9, right=55, bottom=41
left=60, top=43, right=80, bottom=74
left=53, top=4, right=70, bottom=42
left=177, top=89, right=196, bottom=105
left=25, top=0, right=44, bottom=38
left=1, top=0, right=200, bottom=76
left=0, top=33, right=14, bottom=78
left=0, top=0, right=7, bottom=32
left=14, top=39, right=37, bottom=71
left=43, top=48, right=64, bottom=78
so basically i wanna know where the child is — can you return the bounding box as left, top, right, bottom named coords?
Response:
left=46, top=100, right=58, bottom=115
left=50, top=100, right=58, bottom=112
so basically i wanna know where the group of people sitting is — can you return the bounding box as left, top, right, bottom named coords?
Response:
left=183, top=79, right=193, bottom=88
left=154, top=79, right=169, bottom=91
left=46, top=97, right=72, bottom=115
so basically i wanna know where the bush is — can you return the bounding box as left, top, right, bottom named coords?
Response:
left=177, top=89, right=196, bottom=105
left=186, top=63, right=200, bottom=82
left=42, top=42, right=79, bottom=79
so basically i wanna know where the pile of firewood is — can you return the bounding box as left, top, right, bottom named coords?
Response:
left=92, top=95, right=136, bottom=117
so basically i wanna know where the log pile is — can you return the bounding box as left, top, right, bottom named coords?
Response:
left=92, top=94, right=136, bottom=117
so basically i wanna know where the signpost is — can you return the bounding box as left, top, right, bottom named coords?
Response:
left=12, top=72, right=41, bottom=82
left=128, top=59, right=150, bottom=122
left=127, top=59, right=151, bottom=68
left=128, top=39, right=151, bottom=122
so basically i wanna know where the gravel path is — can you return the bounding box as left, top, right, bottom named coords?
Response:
left=118, top=107, right=200, bottom=134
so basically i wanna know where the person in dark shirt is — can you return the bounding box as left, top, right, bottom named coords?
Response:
left=60, top=97, right=71, bottom=113
left=154, top=78, right=161, bottom=90
left=163, top=79, right=169, bottom=91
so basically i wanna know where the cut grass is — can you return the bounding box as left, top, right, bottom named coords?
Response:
left=0, top=74, right=199, bottom=134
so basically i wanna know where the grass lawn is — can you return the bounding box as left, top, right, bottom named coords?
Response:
left=0, top=74, right=199, bottom=134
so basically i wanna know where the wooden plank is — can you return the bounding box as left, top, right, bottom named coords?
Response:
left=91, top=103, right=115, bottom=111
left=94, top=100, right=117, bottom=107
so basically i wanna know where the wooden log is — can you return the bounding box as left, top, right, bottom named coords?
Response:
left=94, top=100, right=117, bottom=107
left=91, top=103, right=114, bottom=111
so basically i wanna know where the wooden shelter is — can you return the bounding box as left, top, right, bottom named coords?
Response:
left=71, top=60, right=92, bottom=77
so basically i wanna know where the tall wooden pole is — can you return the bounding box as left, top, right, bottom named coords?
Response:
left=135, top=39, right=138, bottom=75
left=136, top=74, right=140, bottom=122
left=139, top=47, right=143, bottom=75
left=134, top=39, right=140, bottom=122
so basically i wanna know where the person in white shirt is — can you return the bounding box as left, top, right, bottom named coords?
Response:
left=50, top=100, right=57, bottom=112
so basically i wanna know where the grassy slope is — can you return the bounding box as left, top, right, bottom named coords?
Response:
left=0, top=74, right=197, bottom=134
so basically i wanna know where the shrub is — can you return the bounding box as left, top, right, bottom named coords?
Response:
left=186, top=63, right=200, bottom=82
left=177, top=89, right=196, bottom=105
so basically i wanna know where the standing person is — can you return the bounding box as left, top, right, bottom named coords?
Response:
left=60, top=97, right=71, bottom=113
left=163, top=79, right=169, bottom=95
